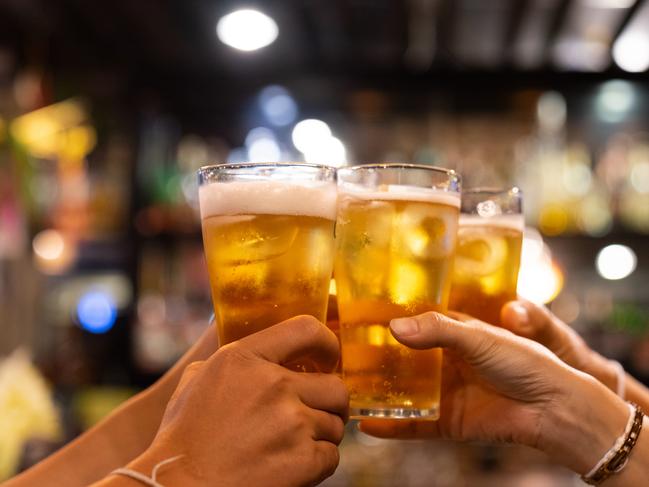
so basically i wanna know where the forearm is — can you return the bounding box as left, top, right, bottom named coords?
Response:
left=540, top=370, right=649, bottom=484
left=4, top=325, right=217, bottom=487
left=3, top=386, right=165, bottom=487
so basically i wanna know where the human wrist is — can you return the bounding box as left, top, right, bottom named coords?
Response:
left=582, top=352, right=621, bottom=394
left=538, top=369, right=629, bottom=474
left=125, top=443, right=200, bottom=487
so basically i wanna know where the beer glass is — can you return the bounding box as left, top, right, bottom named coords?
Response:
left=449, top=188, right=523, bottom=325
left=335, top=164, right=461, bottom=419
left=198, top=163, right=337, bottom=348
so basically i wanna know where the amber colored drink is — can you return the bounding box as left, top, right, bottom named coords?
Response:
left=198, top=167, right=337, bottom=349
left=335, top=183, right=460, bottom=419
left=449, top=215, right=523, bottom=325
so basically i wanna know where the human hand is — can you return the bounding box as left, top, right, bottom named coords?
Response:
left=359, top=311, right=629, bottom=475
left=127, top=316, right=349, bottom=487
left=500, top=299, right=620, bottom=393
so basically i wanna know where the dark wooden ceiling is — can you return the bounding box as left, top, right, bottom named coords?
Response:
left=0, top=0, right=647, bottom=133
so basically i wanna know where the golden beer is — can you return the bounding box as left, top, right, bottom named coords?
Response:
left=335, top=165, right=460, bottom=419
left=449, top=217, right=523, bottom=324
left=198, top=164, right=337, bottom=349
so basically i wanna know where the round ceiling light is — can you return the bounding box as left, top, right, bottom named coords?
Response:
left=216, top=9, right=278, bottom=52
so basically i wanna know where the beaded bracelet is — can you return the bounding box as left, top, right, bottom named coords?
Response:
left=581, top=403, right=644, bottom=485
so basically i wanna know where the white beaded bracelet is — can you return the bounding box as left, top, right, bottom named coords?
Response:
left=111, top=455, right=184, bottom=487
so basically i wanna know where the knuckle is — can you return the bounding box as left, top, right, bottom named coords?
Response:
left=299, top=315, right=325, bottom=339
left=268, top=369, right=292, bottom=393
left=184, top=360, right=205, bottom=374
left=314, top=443, right=339, bottom=479
left=212, top=343, right=250, bottom=369
left=283, top=401, right=308, bottom=428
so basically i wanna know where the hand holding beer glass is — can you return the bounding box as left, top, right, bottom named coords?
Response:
left=334, top=164, right=461, bottom=419
left=449, top=188, right=523, bottom=325
left=198, top=163, right=337, bottom=359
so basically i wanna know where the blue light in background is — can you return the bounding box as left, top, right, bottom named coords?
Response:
left=258, top=85, right=297, bottom=127
left=76, top=291, right=117, bottom=334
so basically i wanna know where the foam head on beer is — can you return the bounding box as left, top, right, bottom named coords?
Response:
left=198, top=164, right=337, bottom=347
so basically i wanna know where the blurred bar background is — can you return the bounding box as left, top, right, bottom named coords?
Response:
left=0, top=0, right=648, bottom=485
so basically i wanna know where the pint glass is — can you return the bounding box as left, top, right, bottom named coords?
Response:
left=335, top=164, right=461, bottom=419
left=449, top=188, right=523, bottom=325
left=198, top=163, right=337, bottom=348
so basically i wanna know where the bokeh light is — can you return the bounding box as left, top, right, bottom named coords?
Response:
left=291, top=119, right=348, bottom=167
left=245, top=127, right=281, bottom=162
left=32, top=229, right=76, bottom=274
left=537, top=91, right=566, bottom=133
left=517, top=229, right=564, bottom=304
left=596, top=244, right=637, bottom=280
left=304, top=136, right=347, bottom=167
left=291, top=119, right=332, bottom=153
left=630, top=161, right=649, bottom=193
left=596, top=80, right=635, bottom=123
left=32, top=229, right=65, bottom=261
left=216, top=9, right=278, bottom=52
left=259, top=86, right=298, bottom=127
left=76, top=291, right=118, bottom=334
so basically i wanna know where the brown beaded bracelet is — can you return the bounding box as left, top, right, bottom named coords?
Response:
left=581, top=403, right=644, bottom=485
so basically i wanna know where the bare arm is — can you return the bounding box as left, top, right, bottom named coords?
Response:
left=3, top=325, right=217, bottom=487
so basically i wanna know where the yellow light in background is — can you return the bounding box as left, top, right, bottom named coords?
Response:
left=0, top=116, right=5, bottom=143
left=517, top=229, right=564, bottom=304
left=538, top=204, right=569, bottom=236
left=32, top=229, right=76, bottom=274
left=10, top=99, right=93, bottom=159
left=33, top=229, right=65, bottom=261
left=518, top=259, right=563, bottom=304
left=60, top=125, right=97, bottom=160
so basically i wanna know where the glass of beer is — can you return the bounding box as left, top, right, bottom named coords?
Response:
left=198, top=163, right=337, bottom=353
left=449, top=188, right=523, bottom=325
left=335, top=164, right=461, bottom=419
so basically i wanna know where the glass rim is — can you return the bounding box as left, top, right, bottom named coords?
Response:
left=338, top=162, right=458, bottom=177
left=462, top=186, right=521, bottom=195
left=197, top=162, right=336, bottom=174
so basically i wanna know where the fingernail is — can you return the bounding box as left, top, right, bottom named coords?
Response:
left=510, top=303, right=529, bottom=325
left=390, top=318, right=419, bottom=336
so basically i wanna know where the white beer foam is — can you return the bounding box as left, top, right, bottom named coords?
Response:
left=338, top=183, right=461, bottom=208
left=459, top=214, right=524, bottom=232
left=199, top=180, right=337, bottom=220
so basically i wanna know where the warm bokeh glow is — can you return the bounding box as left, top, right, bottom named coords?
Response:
left=517, top=229, right=564, bottom=304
